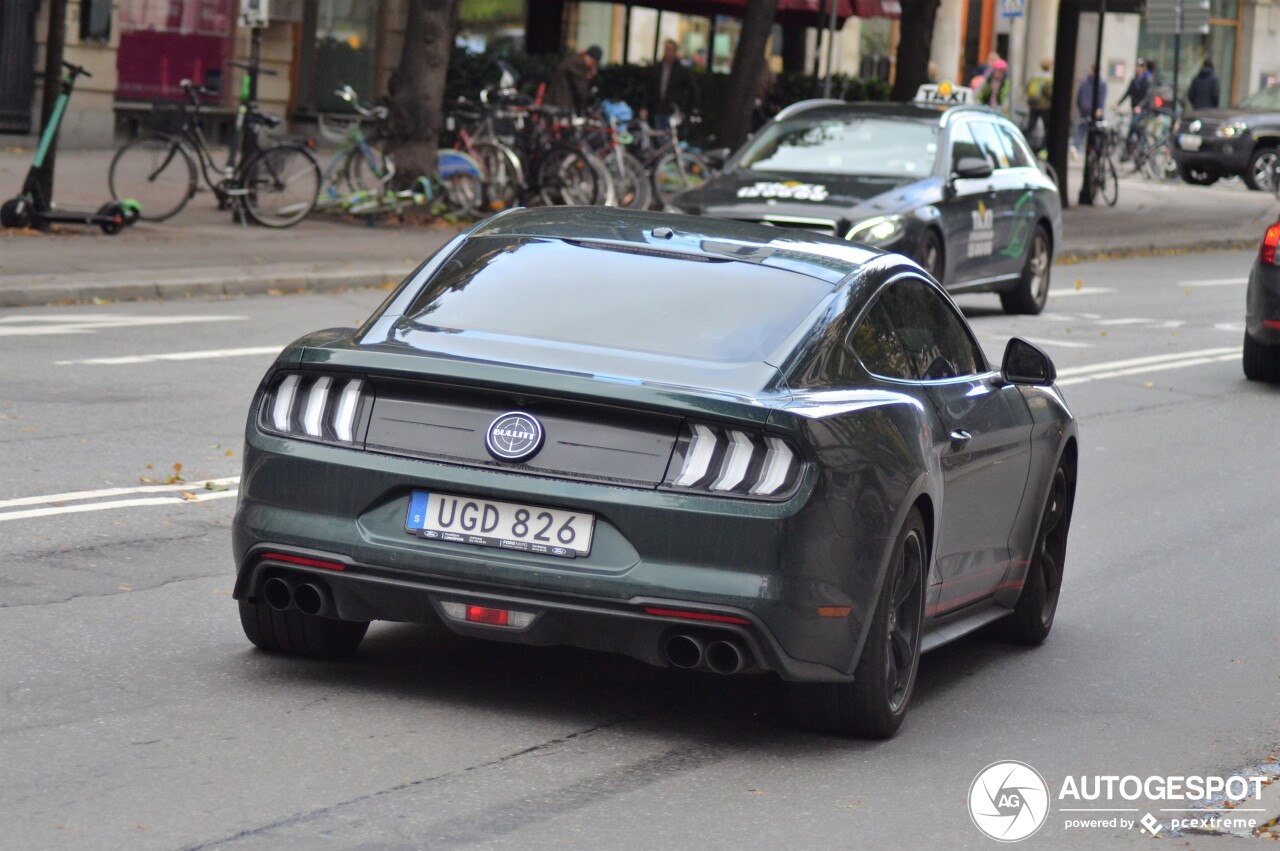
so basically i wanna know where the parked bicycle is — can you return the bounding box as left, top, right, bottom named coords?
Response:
left=315, top=85, right=392, bottom=209
left=1084, top=119, right=1119, bottom=206
left=109, top=63, right=320, bottom=227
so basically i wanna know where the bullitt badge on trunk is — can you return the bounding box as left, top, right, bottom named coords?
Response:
left=485, top=411, right=545, bottom=462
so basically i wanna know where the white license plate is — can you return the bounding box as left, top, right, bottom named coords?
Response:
left=1179, top=133, right=1203, bottom=151
left=406, top=491, right=594, bottom=558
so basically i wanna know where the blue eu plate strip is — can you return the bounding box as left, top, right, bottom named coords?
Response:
left=406, top=491, right=430, bottom=531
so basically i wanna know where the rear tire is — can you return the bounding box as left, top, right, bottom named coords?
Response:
left=1243, top=331, right=1280, bottom=382
left=108, top=135, right=197, bottom=222
left=1098, top=156, right=1119, bottom=206
left=1001, top=224, right=1051, bottom=315
left=652, top=150, right=709, bottom=206
left=243, top=144, right=321, bottom=228
left=788, top=507, right=926, bottom=739
left=239, top=599, right=369, bottom=658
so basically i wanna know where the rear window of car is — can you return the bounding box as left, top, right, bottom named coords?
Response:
left=739, top=116, right=939, bottom=178
left=400, top=237, right=834, bottom=363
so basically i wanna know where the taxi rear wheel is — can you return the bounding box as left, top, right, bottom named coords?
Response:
left=919, top=229, right=944, bottom=281
left=1000, top=224, right=1051, bottom=315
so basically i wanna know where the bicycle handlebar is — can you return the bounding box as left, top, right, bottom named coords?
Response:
left=61, top=60, right=91, bottom=79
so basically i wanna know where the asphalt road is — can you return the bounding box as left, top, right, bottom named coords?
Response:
left=2, top=249, right=1277, bottom=850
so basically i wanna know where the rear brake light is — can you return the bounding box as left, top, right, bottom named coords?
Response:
left=1262, top=223, right=1280, bottom=266
left=663, top=422, right=800, bottom=498
left=263, top=372, right=371, bottom=445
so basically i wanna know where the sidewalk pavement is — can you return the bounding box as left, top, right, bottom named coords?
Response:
left=2, top=147, right=1278, bottom=308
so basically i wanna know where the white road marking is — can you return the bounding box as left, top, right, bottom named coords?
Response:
left=1096, top=318, right=1157, bottom=326
left=1178, top=277, right=1248, bottom=287
left=0, top=315, right=247, bottom=337
left=1056, top=346, right=1240, bottom=386
left=1014, top=337, right=1092, bottom=349
left=56, top=346, right=283, bottom=366
left=0, top=477, right=240, bottom=523
left=1048, top=287, right=1114, bottom=297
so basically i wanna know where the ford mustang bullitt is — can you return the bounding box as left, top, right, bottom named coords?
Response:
left=232, top=206, right=1078, bottom=738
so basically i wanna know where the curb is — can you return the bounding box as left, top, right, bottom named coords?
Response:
left=0, top=268, right=405, bottom=308
left=1055, top=236, right=1258, bottom=264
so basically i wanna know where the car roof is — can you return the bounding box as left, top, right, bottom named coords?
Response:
left=469, top=206, right=880, bottom=286
left=772, top=98, right=1003, bottom=127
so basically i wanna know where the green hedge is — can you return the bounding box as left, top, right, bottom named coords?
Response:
left=445, top=47, right=891, bottom=147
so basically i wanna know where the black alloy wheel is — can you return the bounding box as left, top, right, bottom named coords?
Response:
left=788, top=507, right=927, bottom=738
left=994, top=462, right=1072, bottom=645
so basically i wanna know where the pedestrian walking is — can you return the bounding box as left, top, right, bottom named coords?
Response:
left=1024, top=57, right=1053, bottom=154
left=1187, top=59, right=1220, bottom=110
left=641, top=40, right=697, bottom=131
left=545, top=45, right=602, bottom=114
left=1073, top=64, right=1108, bottom=158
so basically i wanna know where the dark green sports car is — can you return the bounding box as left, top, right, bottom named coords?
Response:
left=233, top=207, right=1078, bottom=738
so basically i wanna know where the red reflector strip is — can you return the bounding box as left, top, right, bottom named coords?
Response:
left=466, top=605, right=509, bottom=626
left=643, top=606, right=751, bottom=625
left=261, top=552, right=346, bottom=571
left=1265, top=320, right=1280, bottom=330
left=1262, top=223, right=1280, bottom=265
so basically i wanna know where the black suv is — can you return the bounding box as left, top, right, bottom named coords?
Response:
left=1173, top=84, right=1280, bottom=190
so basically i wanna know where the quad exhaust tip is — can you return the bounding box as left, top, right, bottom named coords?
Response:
left=664, top=634, right=749, bottom=674
left=261, top=576, right=331, bottom=617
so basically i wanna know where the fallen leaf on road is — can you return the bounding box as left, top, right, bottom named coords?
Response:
left=179, top=491, right=198, bottom=501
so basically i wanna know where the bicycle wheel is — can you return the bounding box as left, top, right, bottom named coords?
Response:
left=605, top=150, right=652, bottom=210
left=343, top=145, right=391, bottom=194
left=242, top=144, right=321, bottom=228
left=653, top=149, right=709, bottom=206
left=470, top=139, right=523, bottom=211
left=536, top=146, right=600, bottom=206
left=1099, top=156, right=1119, bottom=206
left=108, top=135, right=197, bottom=221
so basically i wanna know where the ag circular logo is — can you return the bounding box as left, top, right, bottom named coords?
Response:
left=968, top=761, right=1050, bottom=842
left=485, top=412, right=544, bottom=462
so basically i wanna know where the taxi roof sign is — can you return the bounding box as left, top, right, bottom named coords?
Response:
left=914, top=82, right=974, bottom=105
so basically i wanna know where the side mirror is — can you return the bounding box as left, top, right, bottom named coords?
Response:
left=1002, top=338, right=1056, bottom=386
left=953, top=156, right=993, bottom=180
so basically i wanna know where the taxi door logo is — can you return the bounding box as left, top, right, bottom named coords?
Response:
left=968, top=761, right=1050, bottom=842
left=969, top=200, right=994, bottom=258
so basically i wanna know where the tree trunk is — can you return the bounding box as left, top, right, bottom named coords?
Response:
left=719, top=0, right=780, bottom=151
left=890, top=0, right=941, bottom=102
left=385, top=0, right=461, bottom=187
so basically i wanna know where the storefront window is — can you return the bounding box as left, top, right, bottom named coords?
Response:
left=1138, top=0, right=1241, bottom=106
left=116, top=0, right=234, bottom=101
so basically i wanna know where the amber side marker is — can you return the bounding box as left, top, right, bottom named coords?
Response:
left=817, top=606, right=852, bottom=618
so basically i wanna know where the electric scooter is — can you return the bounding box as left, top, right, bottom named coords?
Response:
left=1, top=62, right=140, bottom=234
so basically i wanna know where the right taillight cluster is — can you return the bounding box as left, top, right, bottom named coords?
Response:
left=662, top=422, right=801, bottom=499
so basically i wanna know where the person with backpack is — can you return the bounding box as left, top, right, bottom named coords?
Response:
left=1024, top=58, right=1054, bottom=155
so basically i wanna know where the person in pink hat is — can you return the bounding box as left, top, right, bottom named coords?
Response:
left=979, top=58, right=1010, bottom=113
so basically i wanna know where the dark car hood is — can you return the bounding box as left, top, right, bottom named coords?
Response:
left=673, top=169, right=923, bottom=228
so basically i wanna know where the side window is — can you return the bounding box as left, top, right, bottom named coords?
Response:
left=949, top=123, right=986, bottom=169
left=969, top=120, right=1012, bottom=170
left=790, top=314, right=862, bottom=389
left=850, top=300, right=916, bottom=380
left=877, top=278, right=985, bottom=380
left=997, top=123, right=1038, bottom=168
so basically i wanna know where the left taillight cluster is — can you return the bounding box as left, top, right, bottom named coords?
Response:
left=1262, top=222, right=1280, bottom=266
left=662, top=422, right=801, bottom=499
left=260, top=372, right=372, bottom=445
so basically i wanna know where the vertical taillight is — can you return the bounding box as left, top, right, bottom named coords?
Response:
left=664, top=422, right=800, bottom=498
left=263, top=373, right=370, bottom=445
left=1262, top=223, right=1280, bottom=266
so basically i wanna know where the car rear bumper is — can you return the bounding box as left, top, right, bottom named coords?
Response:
left=234, top=544, right=857, bottom=682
